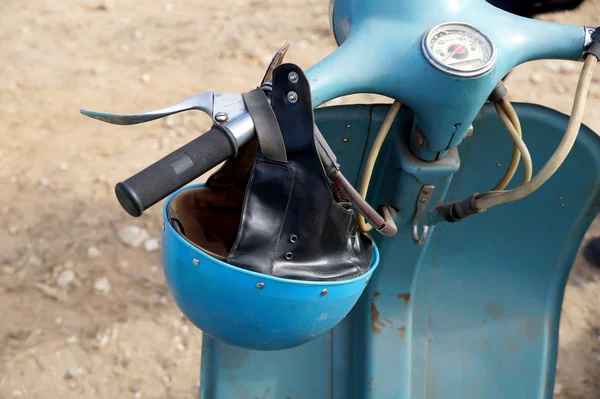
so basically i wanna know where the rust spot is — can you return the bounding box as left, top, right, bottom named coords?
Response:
left=384, top=317, right=393, bottom=325
left=371, top=292, right=385, bottom=333
left=398, top=293, right=411, bottom=302
left=371, top=303, right=383, bottom=333
left=368, top=378, right=374, bottom=392
left=398, top=326, right=406, bottom=338
left=261, top=387, right=271, bottom=399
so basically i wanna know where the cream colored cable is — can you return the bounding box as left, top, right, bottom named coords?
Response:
left=476, top=55, right=598, bottom=211
left=492, top=99, right=533, bottom=190
left=358, top=101, right=402, bottom=232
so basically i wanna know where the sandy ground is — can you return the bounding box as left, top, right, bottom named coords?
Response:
left=0, top=1, right=599, bottom=398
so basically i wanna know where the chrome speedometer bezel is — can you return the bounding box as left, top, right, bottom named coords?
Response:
left=422, top=22, right=498, bottom=79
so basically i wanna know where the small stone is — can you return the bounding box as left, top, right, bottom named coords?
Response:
left=559, top=61, right=576, bottom=74
left=143, top=238, right=160, bottom=253
left=35, top=283, right=68, bottom=302
left=163, top=115, right=177, bottom=128
left=165, top=3, right=174, bottom=12
left=140, top=74, right=151, bottom=83
left=65, top=368, right=84, bottom=379
left=94, top=277, right=110, bottom=296
left=58, top=161, right=69, bottom=171
left=54, top=316, right=63, bottom=325
left=543, top=61, right=561, bottom=72
left=159, top=296, right=168, bottom=305
left=530, top=72, right=542, bottom=84
left=134, top=392, right=142, bottom=399
left=553, top=382, right=563, bottom=395
left=180, top=325, right=189, bottom=335
left=175, top=343, right=185, bottom=352
left=117, top=226, right=149, bottom=248
left=133, top=30, right=143, bottom=40
left=87, top=246, right=102, bottom=258
left=12, top=391, right=22, bottom=397
left=8, top=225, right=18, bottom=235
left=96, top=0, right=113, bottom=11
left=10, top=175, right=18, bottom=183
left=66, top=335, right=78, bottom=344
left=56, top=269, right=75, bottom=288
left=28, top=255, right=42, bottom=267
left=150, top=265, right=159, bottom=273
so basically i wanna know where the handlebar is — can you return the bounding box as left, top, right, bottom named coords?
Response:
left=114, top=124, right=238, bottom=217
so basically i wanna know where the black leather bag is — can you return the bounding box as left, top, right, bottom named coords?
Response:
left=166, top=63, right=374, bottom=281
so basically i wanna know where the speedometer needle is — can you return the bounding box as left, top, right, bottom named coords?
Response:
left=443, top=44, right=466, bottom=62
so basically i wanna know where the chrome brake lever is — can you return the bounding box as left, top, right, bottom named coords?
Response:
left=80, top=91, right=247, bottom=126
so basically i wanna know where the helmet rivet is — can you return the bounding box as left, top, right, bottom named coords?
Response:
left=290, top=234, right=298, bottom=243
left=162, top=223, right=165, bottom=231
left=192, top=258, right=200, bottom=266
left=256, top=282, right=265, bottom=290
left=321, top=289, right=328, bottom=296
left=288, top=72, right=299, bottom=83
left=287, top=91, right=298, bottom=103
left=285, top=252, right=293, bottom=260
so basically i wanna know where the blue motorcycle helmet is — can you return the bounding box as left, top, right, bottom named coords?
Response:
left=159, top=63, right=380, bottom=351
left=162, top=184, right=379, bottom=351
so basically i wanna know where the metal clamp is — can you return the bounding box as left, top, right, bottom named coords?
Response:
left=412, top=185, right=435, bottom=245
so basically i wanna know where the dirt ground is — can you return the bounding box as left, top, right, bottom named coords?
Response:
left=0, top=0, right=599, bottom=398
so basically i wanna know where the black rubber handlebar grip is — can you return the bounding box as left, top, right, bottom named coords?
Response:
left=115, top=124, right=238, bottom=217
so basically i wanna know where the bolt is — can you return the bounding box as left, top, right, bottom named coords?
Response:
left=423, top=189, right=430, bottom=195
left=192, top=258, right=200, bottom=266
left=287, top=91, right=298, bottom=103
left=342, top=137, right=349, bottom=143
left=256, top=282, right=265, bottom=290
left=288, top=72, right=299, bottom=83
left=215, top=112, right=228, bottom=123
left=321, top=289, right=329, bottom=296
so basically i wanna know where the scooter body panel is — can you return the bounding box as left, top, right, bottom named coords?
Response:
left=199, top=102, right=600, bottom=399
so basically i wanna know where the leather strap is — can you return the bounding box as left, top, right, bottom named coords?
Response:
left=242, top=88, right=288, bottom=163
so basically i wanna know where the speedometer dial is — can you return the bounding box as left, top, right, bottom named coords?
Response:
left=422, top=22, right=497, bottom=78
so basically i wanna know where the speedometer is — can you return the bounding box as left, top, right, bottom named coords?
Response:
left=422, top=22, right=497, bottom=78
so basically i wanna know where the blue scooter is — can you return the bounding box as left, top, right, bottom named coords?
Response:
left=82, top=0, right=600, bottom=397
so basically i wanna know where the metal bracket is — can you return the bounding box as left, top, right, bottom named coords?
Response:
left=412, top=185, right=435, bottom=245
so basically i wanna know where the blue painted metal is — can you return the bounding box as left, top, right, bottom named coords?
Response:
left=198, top=102, right=600, bottom=398
left=308, top=0, right=586, bottom=160
left=161, top=186, right=380, bottom=351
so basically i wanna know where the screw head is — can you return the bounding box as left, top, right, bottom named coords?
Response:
left=287, top=91, right=298, bottom=103
left=288, top=72, right=299, bottom=83
left=192, top=258, right=200, bottom=266
left=256, top=282, right=265, bottom=290
left=321, top=288, right=328, bottom=296
left=215, top=112, right=228, bottom=123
